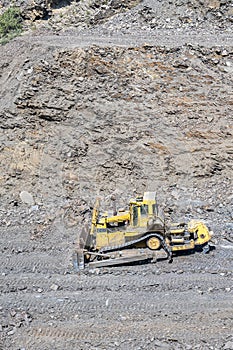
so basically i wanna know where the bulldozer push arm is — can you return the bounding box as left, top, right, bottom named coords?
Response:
left=188, top=220, right=213, bottom=246
left=90, top=198, right=100, bottom=235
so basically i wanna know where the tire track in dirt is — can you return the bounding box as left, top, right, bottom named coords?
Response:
left=24, top=32, right=233, bottom=48
left=16, top=315, right=233, bottom=350
left=0, top=272, right=232, bottom=293
left=1, top=253, right=68, bottom=274
left=1, top=288, right=232, bottom=315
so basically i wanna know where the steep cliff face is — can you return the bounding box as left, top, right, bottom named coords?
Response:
left=0, top=39, right=232, bottom=233
left=0, top=0, right=232, bottom=231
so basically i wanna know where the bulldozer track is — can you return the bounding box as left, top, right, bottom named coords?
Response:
left=1, top=289, right=232, bottom=317
left=15, top=316, right=233, bottom=350
left=1, top=254, right=67, bottom=274
left=100, top=233, right=172, bottom=261
left=0, top=240, right=57, bottom=253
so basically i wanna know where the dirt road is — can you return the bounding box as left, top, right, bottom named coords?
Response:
left=1, top=224, right=233, bottom=350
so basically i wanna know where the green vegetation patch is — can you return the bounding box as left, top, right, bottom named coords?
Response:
left=0, top=7, right=22, bottom=44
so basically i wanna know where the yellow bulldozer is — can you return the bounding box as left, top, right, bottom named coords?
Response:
left=73, top=192, right=212, bottom=270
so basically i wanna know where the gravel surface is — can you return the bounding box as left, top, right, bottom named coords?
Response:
left=0, top=225, right=233, bottom=349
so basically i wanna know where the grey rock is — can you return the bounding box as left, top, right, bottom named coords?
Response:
left=222, top=49, right=229, bottom=56
left=20, top=191, right=35, bottom=205
left=50, top=283, right=59, bottom=291
left=7, top=328, right=16, bottom=336
left=223, top=341, right=233, bottom=350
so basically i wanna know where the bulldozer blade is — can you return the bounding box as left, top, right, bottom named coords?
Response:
left=79, top=223, right=90, bottom=249
left=88, top=254, right=152, bottom=268
left=72, top=251, right=79, bottom=272
left=88, top=250, right=167, bottom=268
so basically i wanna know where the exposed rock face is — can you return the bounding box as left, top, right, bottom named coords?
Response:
left=0, top=41, right=232, bottom=234
left=0, top=0, right=141, bottom=24
left=0, top=1, right=52, bottom=20
left=1, top=0, right=232, bottom=30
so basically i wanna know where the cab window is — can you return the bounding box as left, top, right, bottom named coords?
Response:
left=140, top=204, right=148, bottom=216
left=133, top=206, right=138, bottom=226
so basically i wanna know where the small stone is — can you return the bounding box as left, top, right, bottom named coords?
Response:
left=223, top=341, right=233, bottom=350
left=7, top=328, right=16, bottom=336
left=222, top=49, right=229, bottom=56
left=224, top=66, right=233, bottom=73
left=207, top=0, right=220, bottom=9
left=31, top=205, right=39, bottom=211
left=207, top=116, right=213, bottom=122
left=50, top=283, right=59, bottom=291
left=185, top=346, right=192, bottom=350
left=20, top=191, right=34, bottom=205
left=10, top=310, right=17, bottom=317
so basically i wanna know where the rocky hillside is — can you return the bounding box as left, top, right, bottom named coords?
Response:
left=0, top=57, right=232, bottom=238
left=1, top=0, right=233, bottom=30
left=0, top=2, right=233, bottom=350
left=0, top=0, right=232, bottom=234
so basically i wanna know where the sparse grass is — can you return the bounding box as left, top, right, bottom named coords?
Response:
left=0, top=7, right=22, bottom=44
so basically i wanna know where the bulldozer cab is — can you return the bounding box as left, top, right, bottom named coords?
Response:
left=129, top=192, right=159, bottom=228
